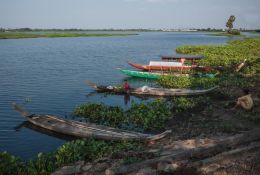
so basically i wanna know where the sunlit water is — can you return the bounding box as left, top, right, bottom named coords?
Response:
left=0, top=32, right=234, bottom=159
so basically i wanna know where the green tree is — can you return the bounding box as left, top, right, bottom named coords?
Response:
left=226, top=15, right=236, bottom=34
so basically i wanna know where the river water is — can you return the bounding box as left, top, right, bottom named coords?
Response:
left=0, top=32, right=231, bottom=159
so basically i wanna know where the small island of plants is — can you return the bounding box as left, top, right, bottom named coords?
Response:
left=0, top=32, right=137, bottom=39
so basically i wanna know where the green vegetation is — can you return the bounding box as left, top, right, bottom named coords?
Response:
left=158, top=76, right=219, bottom=89
left=162, top=37, right=260, bottom=100
left=0, top=139, right=143, bottom=175
left=74, top=99, right=172, bottom=130
left=176, top=38, right=260, bottom=69
left=208, top=32, right=244, bottom=36
left=0, top=32, right=137, bottom=39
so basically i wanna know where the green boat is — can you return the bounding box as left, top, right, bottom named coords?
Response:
left=119, top=69, right=216, bottom=79
left=119, top=69, right=162, bottom=79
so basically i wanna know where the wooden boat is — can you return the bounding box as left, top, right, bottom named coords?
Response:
left=161, top=55, right=204, bottom=61
left=86, top=81, right=218, bottom=96
left=119, top=69, right=216, bottom=79
left=128, top=61, right=214, bottom=72
left=120, top=69, right=186, bottom=79
left=13, top=104, right=171, bottom=141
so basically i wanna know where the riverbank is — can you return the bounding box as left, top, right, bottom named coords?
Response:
left=1, top=37, right=259, bottom=175
left=0, top=32, right=137, bottom=39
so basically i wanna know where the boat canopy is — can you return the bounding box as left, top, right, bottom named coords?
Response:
left=149, top=61, right=183, bottom=66
left=161, top=55, right=204, bottom=60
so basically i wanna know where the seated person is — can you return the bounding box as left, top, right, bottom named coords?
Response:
left=233, top=89, right=253, bottom=111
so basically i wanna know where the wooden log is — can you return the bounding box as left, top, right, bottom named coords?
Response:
left=111, top=128, right=260, bottom=174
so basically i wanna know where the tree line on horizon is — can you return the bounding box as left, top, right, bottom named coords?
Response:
left=0, top=27, right=259, bottom=33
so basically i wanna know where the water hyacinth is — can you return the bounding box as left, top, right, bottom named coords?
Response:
left=74, top=99, right=172, bottom=130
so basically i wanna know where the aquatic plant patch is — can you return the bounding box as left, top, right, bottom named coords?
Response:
left=0, top=139, right=143, bottom=175
left=0, top=32, right=137, bottom=39
left=176, top=37, right=260, bottom=74
left=74, top=99, right=172, bottom=130
left=158, top=75, right=219, bottom=89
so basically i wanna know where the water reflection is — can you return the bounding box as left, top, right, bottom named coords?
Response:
left=14, top=121, right=76, bottom=141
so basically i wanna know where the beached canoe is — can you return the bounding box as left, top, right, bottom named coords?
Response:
left=128, top=61, right=214, bottom=72
left=119, top=69, right=216, bottom=79
left=86, top=81, right=218, bottom=96
left=13, top=104, right=171, bottom=141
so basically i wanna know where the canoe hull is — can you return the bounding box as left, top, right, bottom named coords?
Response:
left=13, top=104, right=171, bottom=141
left=120, top=69, right=161, bottom=79
left=93, top=85, right=218, bottom=97
left=119, top=69, right=216, bottom=79
left=128, top=61, right=213, bottom=72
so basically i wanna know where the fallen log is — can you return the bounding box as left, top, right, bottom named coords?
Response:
left=111, top=128, right=260, bottom=174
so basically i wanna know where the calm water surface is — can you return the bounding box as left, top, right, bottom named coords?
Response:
left=0, top=32, right=230, bottom=159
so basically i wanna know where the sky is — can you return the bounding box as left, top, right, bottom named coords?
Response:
left=1, top=0, right=260, bottom=29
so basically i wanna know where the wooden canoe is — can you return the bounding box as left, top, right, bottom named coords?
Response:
left=86, top=81, right=218, bottom=96
left=119, top=69, right=216, bottom=79
left=13, top=104, right=171, bottom=141
left=161, top=55, right=204, bottom=60
left=128, top=61, right=214, bottom=72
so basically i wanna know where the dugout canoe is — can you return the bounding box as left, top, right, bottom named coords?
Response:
left=86, top=81, right=218, bottom=96
left=119, top=69, right=216, bottom=79
left=13, top=104, right=171, bottom=141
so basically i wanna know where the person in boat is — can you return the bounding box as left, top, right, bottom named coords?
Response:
left=233, top=89, right=253, bottom=111
left=123, top=80, right=130, bottom=94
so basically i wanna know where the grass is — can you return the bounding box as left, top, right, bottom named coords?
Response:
left=0, top=32, right=137, bottom=39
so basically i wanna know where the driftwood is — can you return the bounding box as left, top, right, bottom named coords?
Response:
left=111, top=128, right=260, bottom=174
left=235, top=59, right=247, bottom=72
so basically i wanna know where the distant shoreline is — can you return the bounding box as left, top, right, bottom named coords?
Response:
left=0, top=32, right=138, bottom=39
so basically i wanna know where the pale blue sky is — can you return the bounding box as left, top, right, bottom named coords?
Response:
left=1, top=0, right=260, bottom=29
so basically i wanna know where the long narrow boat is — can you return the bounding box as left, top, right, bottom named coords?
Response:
left=161, top=55, right=204, bottom=61
left=128, top=61, right=214, bottom=72
left=13, top=104, right=171, bottom=141
left=86, top=81, right=218, bottom=96
left=119, top=69, right=216, bottom=79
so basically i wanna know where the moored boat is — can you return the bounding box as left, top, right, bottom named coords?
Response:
left=161, top=55, right=204, bottom=61
left=128, top=61, right=214, bottom=72
left=119, top=69, right=216, bottom=79
left=86, top=81, right=218, bottom=96
left=13, top=104, right=171, bottom=141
